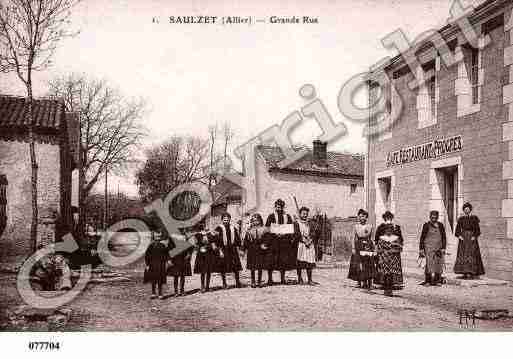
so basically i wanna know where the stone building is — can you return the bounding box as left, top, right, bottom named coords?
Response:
left=0, top=95, right=80, bottom=263
left=210, top=140, right=364, bottom=229
left=366, top=0, right=513, bottom=280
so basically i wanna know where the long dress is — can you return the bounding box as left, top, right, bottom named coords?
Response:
left=243, top=226, right=273, bottom=270
left=193, top=233, right=217, bottom=274
left=215, top=224, right=243, bottom=273
left=419, top=221, right=446, bottom=275
left=143, top=241, right=169, bottom=284
left=354, top=232, right=376, bottom=282
left=375, top=223, right=404, bottom=288
left=348, top=223, right=373, bottom=282
left=265, top=212, right=297, bottom=271
left=296, top=220, right=316, bottom=269
left=453, top=215, right=485, bottom=276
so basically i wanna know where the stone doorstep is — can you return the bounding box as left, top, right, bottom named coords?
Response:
left=316, top=261, right=510, bottom=287
left=404, top=266, right=509, bottom=287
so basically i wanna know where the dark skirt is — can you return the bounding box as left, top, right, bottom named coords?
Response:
left=347, top=254, right=361, bottom=281
left=246, top=242, right=260, bottom=270
left=272, top=236, right=298, bottom=271
left=247, top=238, right=275, bottom=270
left=218, top=245, right=243, bottom=273
left=144, top=261, right=167, bottom=284
left=454, top=230, right=485, bottom=276
left=376, top=251, right=403, bottom=288
left=348, top=254, right=376, bottom=282
left=359, top=256, right=376, bottom=281
left=167, top=253, right=192, bottom=277
left=193, top=249, right=216, bottom=274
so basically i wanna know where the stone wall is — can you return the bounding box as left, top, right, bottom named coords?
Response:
left=368, top=8, right=512, bottom=281
left=0, top=138, right=61, bottom=262
left=254, top=153, right=364, bottom=219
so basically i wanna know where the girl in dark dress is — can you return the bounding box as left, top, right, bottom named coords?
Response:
left=193, top=229, right=217, bottom=293
left=214, top=212, right=243, bottom=289
left=454, top=202, right=485, bottom=279
left=243, top=213, right=270, bottom=288
left=144, top=232, right=170, bottom=300
left=167, top=231, right=194, bottom=297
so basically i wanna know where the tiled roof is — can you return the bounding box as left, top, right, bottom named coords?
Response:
left=0, top=95, right=65, bottom=130
left=256, top=145, right=364, bottom=178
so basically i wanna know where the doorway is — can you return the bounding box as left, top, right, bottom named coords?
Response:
left=436, top=165, right=458, bottom=232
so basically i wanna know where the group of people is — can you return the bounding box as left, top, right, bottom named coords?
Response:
left=348, top=202, right=485, bottom=297
left=144, top=199, right=318, bottom=299
left=145, top=198, right=486, bottom=300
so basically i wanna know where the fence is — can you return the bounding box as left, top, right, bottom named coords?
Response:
left=312, top=214, right=332, bottom=261
left=329, top=216, right=359, bottom=261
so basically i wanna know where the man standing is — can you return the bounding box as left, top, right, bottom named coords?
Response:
left=265, top=199, right=296, bottom=285
left=214, top=212, right=243, bottom=289
left=418, top=210, right=447, bottom=286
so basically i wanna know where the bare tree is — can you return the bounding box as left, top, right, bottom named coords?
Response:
left=207, top=123, right=217, bottom=189
left=222, top=121, right=234, bottom=173
left=136, top=135, right=210, bottom=203
left=0, top=0, right=79, bottom=253
left=47, top=73, right=148, bottom=232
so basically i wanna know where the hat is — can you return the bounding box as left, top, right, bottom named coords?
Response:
left=382, top=211, right=394, bottom=221
left=274, top=199, right=285, bottom=207
left=462, top=202, right=472, bottom=211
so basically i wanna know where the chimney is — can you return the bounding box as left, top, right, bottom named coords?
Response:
left=312, top=140, right=327, bottom=166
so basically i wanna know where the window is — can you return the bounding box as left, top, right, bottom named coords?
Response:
left=470, top=47, right=479, bottom=104
left=423, top=60, right=437, bottom=118
left=350, top=183, right=357, bottom=194
left=428, top=73, right=436, bottom=117
left=0, top=175, right=7, bottom=238
left=378, top=177, right=392, bottom=209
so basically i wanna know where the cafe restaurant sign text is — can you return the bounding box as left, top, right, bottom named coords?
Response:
left=386, top=135, right=462, bottom=168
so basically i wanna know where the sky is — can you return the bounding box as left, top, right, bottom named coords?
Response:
left=1, top=0, right=484, bottom=197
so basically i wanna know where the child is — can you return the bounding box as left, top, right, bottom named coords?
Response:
left=167, top=230, right=194, bottom=297
left=144, top=231, right=170, bottom=300
left=296, top=207, right=317, bottom=285
left=214, top=212, right=243, bottom=289
left=193, top=227, right=217, bottom=293
left=243, top=213, right=269, bottom=288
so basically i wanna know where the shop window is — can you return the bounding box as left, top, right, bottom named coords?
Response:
left=350, top=183, right=357, bottom=194
left=378, top=176, right=392, bottom=209
left=0, top=175, right=7, bottom=238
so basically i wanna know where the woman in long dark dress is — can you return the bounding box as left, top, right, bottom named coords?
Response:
left=144, top=233, right=170, bottom=300
left=265, top=198, right=296, bottom=285
left=193, top=230, right=217, bottom=293
left=243, top=213, right=270, bottom=288
left=375, top=211, right=404, bottom=296
left=348, top=209, right=374, bottom=288
left=454, top=202, right=485, bottom=279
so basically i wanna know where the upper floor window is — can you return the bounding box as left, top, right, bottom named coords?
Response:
left=470, top=47, right=480, bottom=104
